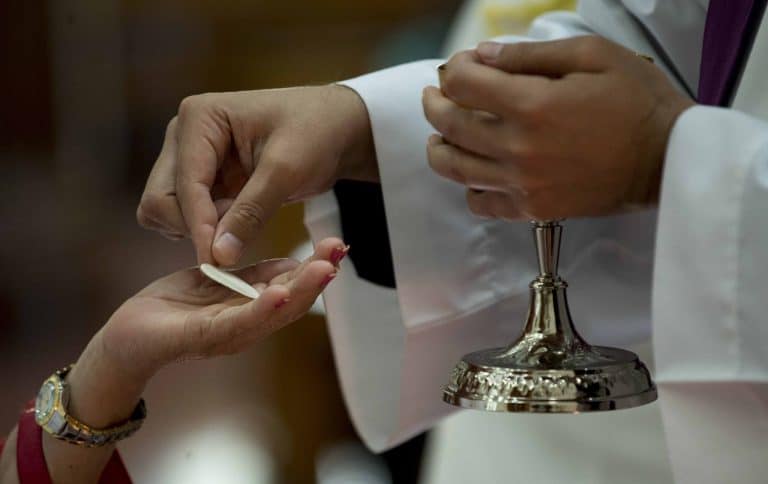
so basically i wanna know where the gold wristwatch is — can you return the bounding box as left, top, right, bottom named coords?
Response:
left=34, top=364, right=147, bottom=447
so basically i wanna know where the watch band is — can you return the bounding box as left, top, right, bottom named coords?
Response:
left=35, top=364, right=147, bottom=448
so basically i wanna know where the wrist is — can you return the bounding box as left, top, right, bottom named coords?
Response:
left=66, top=330, right=149, bottom=429
left=632, top=97, right=695, bottom=207
left=330, top=84, right=379, bottom=183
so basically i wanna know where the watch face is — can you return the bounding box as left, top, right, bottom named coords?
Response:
left=35, top=380, right=57, bottom=425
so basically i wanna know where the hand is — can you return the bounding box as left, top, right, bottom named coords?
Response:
left=422, top=36, right=694, bottom=220
left=66, top=237, right=345, bottom=429
left=32, top=239, right=344, bottom=484
left=136, top=86, right=375, bottom=265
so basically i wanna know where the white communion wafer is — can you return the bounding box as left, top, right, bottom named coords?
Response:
left=199, top=263, right=260, bottom=299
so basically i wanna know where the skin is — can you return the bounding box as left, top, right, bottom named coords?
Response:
left=0, top=33, right=697, bottom=484
left=422, top=36, right=695, bottom=220
left=0, top=237, right=345, bottom=484
left=137, top=86, right=376, bottom=266
left=138, top=36, right=693, bottom=265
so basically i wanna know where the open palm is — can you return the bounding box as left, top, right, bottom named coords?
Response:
left=100, top=237, right=344, bottom=379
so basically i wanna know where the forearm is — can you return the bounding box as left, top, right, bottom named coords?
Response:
left=42, top=330, right=146, bottom=484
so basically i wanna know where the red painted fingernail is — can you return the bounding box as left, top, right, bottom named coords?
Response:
left=320, top=272, right=337, bottom=290
left=274, top=298, right=290, bottom=310
left=330, top=245, right=350, bottom=266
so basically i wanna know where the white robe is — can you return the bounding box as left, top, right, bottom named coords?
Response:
left=305, top=1, right=768, bottom=482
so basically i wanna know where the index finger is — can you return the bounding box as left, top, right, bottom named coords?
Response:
left=440, top=50, right=552, bottom=115
left=475, top=36, right=616, bottom=77
left=175, top=95, right=232, bottom=263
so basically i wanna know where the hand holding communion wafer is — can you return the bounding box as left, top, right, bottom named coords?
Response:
left=137, top=86, right=375, bottom=266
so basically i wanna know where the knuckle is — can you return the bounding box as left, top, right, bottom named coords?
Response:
left=504, top=139, right=534, bottom=160
left=230, top=199, right=268, bottom=230
left=136, top=193, right=163, bottom=222
left=516, top=92, right=551, bottom=122
left=165, top=116, right=178, bottom=135
left=575, top=35, right=606, bottom=60
left=440, top=66, right=470, bottom=100
left=136, top=194, right=161, bottom=227
left=178, top=93, right=213, bottom=118
left=136, top=204, right=151, bottom=227
left=178, top=95, right=199, bottom=116
left=260, top=151, right=287, bottom=171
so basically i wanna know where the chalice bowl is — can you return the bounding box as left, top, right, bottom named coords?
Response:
left=443, top=220, right=657, bottom=413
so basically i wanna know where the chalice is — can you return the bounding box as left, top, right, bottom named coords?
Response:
left=443, top=220, right=657, bottom=413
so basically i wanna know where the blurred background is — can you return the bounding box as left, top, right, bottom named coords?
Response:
left=0, top=0, right=571, bottom=482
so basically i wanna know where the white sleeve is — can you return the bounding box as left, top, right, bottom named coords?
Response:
left=653, top=105, right=768, bottom=483
left=305, top=10, right=663, bottom=452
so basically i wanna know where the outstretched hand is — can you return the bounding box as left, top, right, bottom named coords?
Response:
left=60, top=237, right=346, bottom=438
left=100, top=237, right=345, bottom=380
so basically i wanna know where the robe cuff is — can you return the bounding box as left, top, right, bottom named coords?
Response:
left=338, top=61, right=535, bottom=330
left=653, top=104, right=768, bottom=383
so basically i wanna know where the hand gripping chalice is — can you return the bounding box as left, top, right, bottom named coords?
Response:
left=443, top=220, right=657, bottom=412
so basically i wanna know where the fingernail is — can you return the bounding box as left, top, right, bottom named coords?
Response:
left=213, top=232, right=244, bottom=264
left=320, top=272, right=337, bottom=290
left=437, top=63, right=447, bottom=71
left=477, top=41, right=503, bottom=61
left=330, top=245, right=350, bottom=266
left=274, top=298, right=290, bottom=310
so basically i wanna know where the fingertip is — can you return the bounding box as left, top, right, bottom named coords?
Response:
left=428, top=134, right=442, bottom=146
left=330, top=244, right=350, bottom=266
left=313, top=237, right=346, bottom=262
left=193, top=223, right=217, bottom=264
left=196, top=247, right=213, bottom=265
left=212, top=231, right=244, bottom=266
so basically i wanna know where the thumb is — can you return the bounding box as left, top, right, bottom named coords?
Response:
left=212, top=158, right=291, bottom=266
left=475, top=36, right=612, bottom=77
